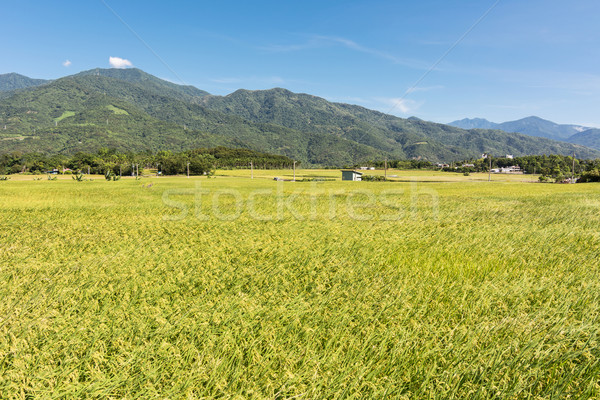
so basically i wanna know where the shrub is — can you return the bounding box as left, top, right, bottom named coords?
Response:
left=362, top=175, right=387, bottom=182
left=72, top=173, right=85, bottom=182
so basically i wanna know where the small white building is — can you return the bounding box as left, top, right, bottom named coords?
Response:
left=506, top=154, right=514, bottom=159
left=492, top=165, right=522, bottom=174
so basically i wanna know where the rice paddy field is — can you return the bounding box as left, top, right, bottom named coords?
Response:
left=1, top=170, right=599, bottom=399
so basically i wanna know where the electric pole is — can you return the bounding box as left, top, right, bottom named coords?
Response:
left=250, top=161, right=253, bottom=179
left=187, top=162, right=190, bottom=178
left=572, top=152, right=576, bottom=183
left=293, top=161, right=296, bottom=182
left=384, top=158, right=387, bottom=180
left=488, top=154, right=492, bottom=182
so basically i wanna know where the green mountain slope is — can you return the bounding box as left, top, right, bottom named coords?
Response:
left=75, top=68, right=210, bottom=104
left=0, top=73, right=49, bottom=92
left=568, top=129, right=600, bottom=151
left=202, top=88, right=600, bottom=160
left=0, top=75, right=383, bottom=165
left=0, top=78, right=228, bottom=154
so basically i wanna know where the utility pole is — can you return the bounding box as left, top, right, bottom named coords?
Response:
left=250, top=161, right=253, bottom=179
left=572, top=152, right=576, bottom=183
left=293, top=161, right=296, bottom=182
left=384, top=158, right=387, bottom=180
left=187, top=162, right=190, bottom=178
left=119, top=165, right=122, bottom=177
left=488, top=154, right=492, bottom=182
left=88, top=166, right=90, bottom=175
left=136, top=164, right=139, bottom=178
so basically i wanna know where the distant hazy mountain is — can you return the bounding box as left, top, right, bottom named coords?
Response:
left=497, top=116, right=589, bottom=141
left=448, top=118, right=497, bottom=130
left=568, top=128, right=600, bottom=151
left=1, top=68, right=598, bottom=163
left=0, top=73, right=48, bottom=92
left=449, top=116, right=591, bottom=141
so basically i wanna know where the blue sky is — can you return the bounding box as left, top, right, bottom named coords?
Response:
left=2, top=0, right=600, bottom=126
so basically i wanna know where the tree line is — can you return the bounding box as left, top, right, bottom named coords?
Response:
left=0, top=147, right=296, bottom=176
left=364, top=154, right=600, bottom=182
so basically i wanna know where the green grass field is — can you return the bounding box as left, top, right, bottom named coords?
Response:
left=1, top=170, right=599, bottom=398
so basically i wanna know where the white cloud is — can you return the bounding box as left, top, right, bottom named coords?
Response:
left=109, top=56, right=133, bottom=69
left=62, top=60, right=72, bottom=67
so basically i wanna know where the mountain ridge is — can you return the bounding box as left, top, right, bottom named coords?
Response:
left=450, top=116, right=593, bottom=142
left=1, top=68, right=599, bottom=163
left=0, top=72, right=49, bottom=92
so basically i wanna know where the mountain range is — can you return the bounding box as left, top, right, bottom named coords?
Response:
left=1, top=69, right=599, bottom=164
left=449, top=117, right=600, bottom=151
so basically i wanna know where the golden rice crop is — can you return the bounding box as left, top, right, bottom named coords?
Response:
left=0, top=171, right=599, bottom=398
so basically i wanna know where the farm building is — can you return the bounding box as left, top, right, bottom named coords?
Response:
left=491, top=165, right=522, bottom=174
left=341, top=170, right=363, bottom=181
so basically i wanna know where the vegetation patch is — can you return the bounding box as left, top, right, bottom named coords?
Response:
left=53, top=110, right=75, bottom=122
left=107, top=104, right=129, bottom=115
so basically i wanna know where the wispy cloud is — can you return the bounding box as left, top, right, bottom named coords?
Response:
left=261, top=35, right=429, bottom=69
left=376, top=97, right=424, bottom=115
left=406, top=85, right=444, bottom=94
left=62, top=59, right=72, bottom=67
left=109, top=56, right=133, bottom=69
left=211, top=77, right=243, bottom=84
